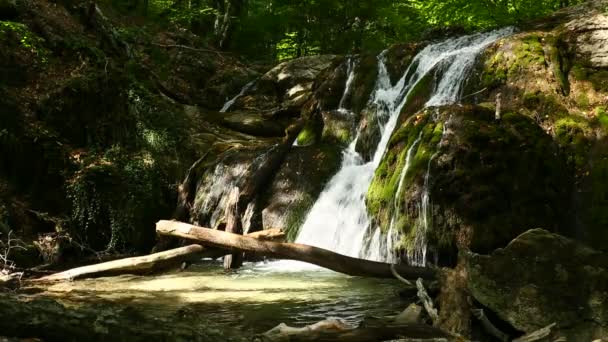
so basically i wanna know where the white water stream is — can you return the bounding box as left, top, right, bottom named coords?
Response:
left=337, top=57, right=357, bottom=114
left=295, top=28, right=513, bottom=264
left=220, top=80, right=256, bottom=112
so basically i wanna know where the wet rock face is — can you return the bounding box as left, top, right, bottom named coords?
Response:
left=368, top=105, right=572, bottom=262
left=564, top=7, right=608, bottom=68
left=466, top=229, right=608, bottom=341
left=260, top=144, right=341, bottom=239
left=230, top=55, right=343, bottom=114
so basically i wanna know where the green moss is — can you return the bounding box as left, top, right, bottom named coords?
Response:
left=297, top=123, right=317, bottom=146
left=284, top=195, right=314, bottom=242
left=596, top=107, right=608, bottom=130
left=554, top=117, right=590, bottom=168
left=575, top=92, right=590, bottom=108
left=67, top=146, right=169, bottom=252
left=571, top=64, right=608, bottom=92
left=367, top=114, right=443, bottom=235
left=0, top=21, right=49, bottom=63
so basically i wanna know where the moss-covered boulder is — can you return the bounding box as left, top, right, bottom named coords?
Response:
left=464, top=3, right=608, bottom=251
left=466, top=229, right=608, bottom=341
left=368, top=105, right=572, bottom=262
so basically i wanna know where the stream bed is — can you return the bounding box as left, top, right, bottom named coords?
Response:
left=25, top=260, right=406, bottom=339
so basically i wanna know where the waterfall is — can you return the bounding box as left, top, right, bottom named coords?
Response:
left=220, top=80, right=256, bottom=112
left=295, top=28, right=513, bottom=262
left=363, top=131, right=423, bottom=263
left=337, top=57, right=357, bottom=114
left=406, top=121, right=447, bottom=266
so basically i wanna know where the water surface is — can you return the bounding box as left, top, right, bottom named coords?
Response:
left=32, top=260, right=406, bottom=338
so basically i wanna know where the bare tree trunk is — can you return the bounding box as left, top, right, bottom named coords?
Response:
left=156, top=220, right=437, bottom=280
left=36, top=245, right=205, bottom=281
left=37, top=229, right=285, bottom=281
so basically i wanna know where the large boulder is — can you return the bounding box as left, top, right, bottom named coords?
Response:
left=466, top=229, right=608, bottom=341
left=230, top=55, right=343, bottom=115
left=367, top=105, right=572, bottom=262
left=463, top=0, right=608, bottom=251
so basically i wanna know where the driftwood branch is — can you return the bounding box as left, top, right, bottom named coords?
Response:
left=417, top=278, right=439, bottom=325
left=254, top=318, right=450, bottom=342
left=36, top=244, right=206, bottom=281
left=156, top=220, right=437, bottom=280
left=36, top=228, right=285, bottom=281
left=152, top=43, right=226, bottom=59
left=513, top=323, right=558, bottom=342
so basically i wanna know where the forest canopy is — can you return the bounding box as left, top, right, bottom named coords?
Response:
left=109, top=0, right=583, bottom=60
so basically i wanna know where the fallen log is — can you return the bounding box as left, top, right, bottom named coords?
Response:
left=157, top=220, right=437, bottom=280
left=36, top=245, right=205, bottom=281
left=253, top=318, right=451, bottom=342
left=36, top=228, right=286, bottom=281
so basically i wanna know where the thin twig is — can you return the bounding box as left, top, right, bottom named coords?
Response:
left=152, top=43, right=227, bottom=60
left=461, top=87, right=488, bottom=100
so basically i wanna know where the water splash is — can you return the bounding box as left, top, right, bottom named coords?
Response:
left=220, top=80, right=256, bottom=112
left=294, top=28, right=513, bottom=263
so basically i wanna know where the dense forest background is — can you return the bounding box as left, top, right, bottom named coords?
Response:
left=114, top=0, right=583, bottom=61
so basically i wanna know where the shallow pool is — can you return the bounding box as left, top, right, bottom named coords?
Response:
left=32, top=260, right=406, bottom=339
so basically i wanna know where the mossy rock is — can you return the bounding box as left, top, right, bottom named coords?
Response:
left=466, top=229, right=608, bottom=341
left=67, top=148, right=171, bottom=252
left=369, top=105, right=573, bottom=263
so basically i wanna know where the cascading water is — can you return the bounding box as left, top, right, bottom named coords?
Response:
left=295, top=28, right=513, bottom=263
left=337, top=57, right=357, bottom=114
left=220, top=80, right=256, bottom=112
left=406, top=120, right=447, bottom=266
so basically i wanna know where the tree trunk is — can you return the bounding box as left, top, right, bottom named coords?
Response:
left=37, top=229, right=285, bottom=281
left=156, top=220, right=437, bottom=280
left=36, top=245, right=206, bottom=281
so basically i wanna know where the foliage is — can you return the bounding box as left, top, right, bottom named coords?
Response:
left=67, top=146, right=167, bottom=252
left=0, top=20, right=48, bottom=62
left=103, top=0, right=583, bottom=62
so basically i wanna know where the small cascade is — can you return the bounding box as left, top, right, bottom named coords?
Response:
left=220, top=80, right=256, bottom=112
left=337, top=57, right=357, bottom=114
left=406, top=121, right=447, bottom=266
left=295, top=28, right=513, bottom=263
left=362, top=131, right=423, bottom=263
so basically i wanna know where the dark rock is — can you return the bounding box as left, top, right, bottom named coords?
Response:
left=0, top=0, right=18, bottom=20
left=260, top=143, right=342, bottom=239
left=466, top=229, right=608, bottom=341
